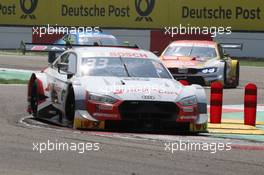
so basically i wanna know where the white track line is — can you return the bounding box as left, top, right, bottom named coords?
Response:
left=19, top=116, right=63, bottom=132
left=0, top=84, right=27, bottom=86
left=19, top=116, right=42, bottom=129
left=221, top=105, right=264, bottom=111
left=241, top=66, right=264, bottom=69
left=19, top=116, right=145, bottom=141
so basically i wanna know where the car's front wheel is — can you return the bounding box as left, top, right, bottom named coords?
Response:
left=223, top=63, right=227, bottom=86
left=65, top=86, right=75, bottom=124
left=31, top=80, right=39, bottom=117
left=230, top=62, right=240, bottom=88
left=225, top=61, right=240, bottom=88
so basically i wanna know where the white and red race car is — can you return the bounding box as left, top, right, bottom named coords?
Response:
left=25, top=43, right=208, bottom=133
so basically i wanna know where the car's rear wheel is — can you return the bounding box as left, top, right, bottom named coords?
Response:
left=31, top=80, right=38, bottom=117
left=235, top=62, right=240, bottom=86
left=223, top=63, right=227, bottom=87
left=231, top=62, right=240, bottom=88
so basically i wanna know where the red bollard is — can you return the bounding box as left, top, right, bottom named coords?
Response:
left=179, top=80, right=189, bottom=86
left=210, top=82, right=223, bottom=123
left=244, top=83, right=257, bottom=126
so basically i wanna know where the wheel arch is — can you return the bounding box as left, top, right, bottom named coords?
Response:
left=192, top=85, right=208, bottom=126
left=70, top=84, right=87, bottom=111
left=27, top=73, right=47, bottom=114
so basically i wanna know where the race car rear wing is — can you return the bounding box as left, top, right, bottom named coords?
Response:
left=220, top=43, right=243, bottom=50
left=20, top=42, right=68, bottom=54
left=20, top=41, right=140, bottom=54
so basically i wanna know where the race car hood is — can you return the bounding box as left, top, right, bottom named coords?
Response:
left=78, top=76, right=183, bottom=102
left=161, top=55, right=219, bottom=69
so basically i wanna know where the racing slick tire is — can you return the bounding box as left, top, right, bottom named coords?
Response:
left=30, top=80, right=39, bottom=118
left=225, top=61, right=240, bottom=88
left=65, top=85, right=75, bottom=123
left=229, top=61, right=240, bottom=88
left=223, top=62, right=227, bottom=87
left=235, top=62, right=240, bottom=87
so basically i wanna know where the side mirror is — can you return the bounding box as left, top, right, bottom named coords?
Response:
left=57, top=62, right=68, bottom=73
left=57, top=62, right=74, bottom=79
left=223, top=49, right=229, bottom=58
left=224, top=53, right=229, bottom=57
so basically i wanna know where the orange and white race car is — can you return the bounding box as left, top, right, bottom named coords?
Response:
left=160, top=40, right=240, bottom=88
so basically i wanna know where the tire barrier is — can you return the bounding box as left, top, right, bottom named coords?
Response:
left=244, top=83, right=257, bottom=126
left=210, top=82, right=223, bottom=124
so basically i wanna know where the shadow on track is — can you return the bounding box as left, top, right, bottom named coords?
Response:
left=24, top=117, right=204, bottom=137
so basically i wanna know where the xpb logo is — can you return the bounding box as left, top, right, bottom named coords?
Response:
left=20, top=0, right=38, bottom=19
left=135, top=0, right=155, bottom=22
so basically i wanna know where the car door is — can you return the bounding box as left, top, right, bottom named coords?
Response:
left=54, top=52, right=78, bottom=112
left=47, top=52, right=68, bottom=112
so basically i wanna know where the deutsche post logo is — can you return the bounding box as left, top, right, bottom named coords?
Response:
left=20, top=0, right=38, bottom=19
left=135, top=0, right=155, bottom=22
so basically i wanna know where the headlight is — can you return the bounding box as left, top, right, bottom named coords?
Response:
left=201, top=68, right=217, bottom=74
left=87, top=92, right=118, bottom=104
left=179, top=96, right=197, bottom=106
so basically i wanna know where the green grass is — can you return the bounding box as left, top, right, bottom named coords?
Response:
left=0, top=78, right=28, bottom=84
left=0, top=50, right=47, bottom=56
left=239, top=60, right=264, bottom=67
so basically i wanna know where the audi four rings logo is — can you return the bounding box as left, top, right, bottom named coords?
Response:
left=20, top=0, right=38, bottom=19
left=135, top=0, right=155, bottom=22
left=142, top=95, right=155, bottom=100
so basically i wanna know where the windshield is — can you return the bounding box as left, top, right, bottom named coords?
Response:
left=79, top=37, right=119, bottom=45
left=81, top=57, right=172, bottom=79
left=164, top=45, right=217, bottom=59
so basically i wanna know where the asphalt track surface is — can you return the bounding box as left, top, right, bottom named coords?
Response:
left=0, top=55, right=264, bottom=175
